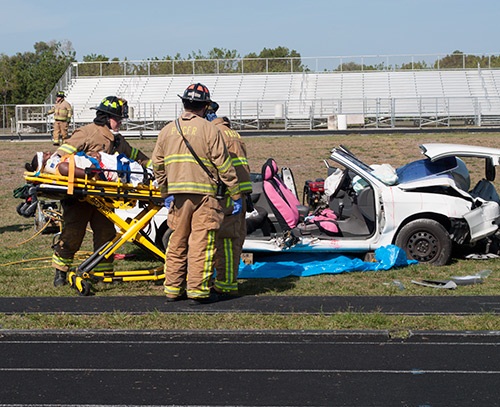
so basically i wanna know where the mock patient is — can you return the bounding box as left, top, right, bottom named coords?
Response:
left=25, top=151, right=152, bottom=186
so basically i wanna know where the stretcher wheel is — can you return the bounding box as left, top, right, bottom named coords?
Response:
left=77, top=280, right=91, bottom=296
left=68, top=271, right=92, bottom=296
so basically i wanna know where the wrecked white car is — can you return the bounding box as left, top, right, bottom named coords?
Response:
left=115, top=143, right=500, bottom=267
left=242, top=143, right=500, bottom=266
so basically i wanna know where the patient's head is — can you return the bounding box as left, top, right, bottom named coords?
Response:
left=25, top=151, right=51, bottom=172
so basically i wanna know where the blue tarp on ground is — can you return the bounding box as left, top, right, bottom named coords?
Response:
left=238, top=245, right=418, bottom=279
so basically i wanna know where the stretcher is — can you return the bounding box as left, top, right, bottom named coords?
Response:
left=24, top=168, right=166, bottom=295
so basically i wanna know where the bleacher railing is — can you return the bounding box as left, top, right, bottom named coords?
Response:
left=69, top=53, right=500, bottom=78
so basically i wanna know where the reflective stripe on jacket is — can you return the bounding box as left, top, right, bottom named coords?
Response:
left=152, top=112, right=240, bottom=199
left=48, top=100, right=72, bottom=122
left=213, top=117, right=252, bottom=194
left=55, top=122, right=150, bottom=166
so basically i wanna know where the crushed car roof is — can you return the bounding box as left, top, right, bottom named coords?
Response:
left=420, top=143, right=500, bottom=164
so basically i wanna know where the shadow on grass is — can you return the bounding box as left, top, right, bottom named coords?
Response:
left=0, top=223, right=33, bottom=234
left=238, top=277, right=299, bottom=295
left=92, top=247, right=300, bottom=296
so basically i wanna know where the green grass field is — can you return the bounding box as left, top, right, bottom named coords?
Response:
left=0, top=132, right=499, bottom=331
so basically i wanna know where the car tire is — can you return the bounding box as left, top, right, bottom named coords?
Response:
left=395, top=219, right=452, bottom=266
left=155, top=221, right=172, bottom=252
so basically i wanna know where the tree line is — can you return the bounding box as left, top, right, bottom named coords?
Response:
left=1, top=41, right=499, bottom=106
left=0, top=41, right=304, bottom=105
left=339, top=50, right=500, bottom=72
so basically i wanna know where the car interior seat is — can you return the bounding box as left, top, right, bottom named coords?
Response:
left=326, top=172, right=373, bottom=237
left=261, top=158, right=308, bottom=232
left=470, top=158, right=500, bottom=204
left=356, top=185, right=376, bottom=233
left=245, top=173, right=274, bottom=237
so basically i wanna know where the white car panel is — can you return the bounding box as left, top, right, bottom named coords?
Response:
left=463, top=201, right=500, bottom=242
left=420, top=143, right=500, bottom=163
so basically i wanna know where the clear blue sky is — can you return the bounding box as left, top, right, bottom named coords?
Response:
left=1, top=0, right=499, bottom=61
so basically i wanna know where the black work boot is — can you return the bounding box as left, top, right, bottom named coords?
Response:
left=188, top=292, right=219, bottom=306
left=53, top=269, right=67, bottom=287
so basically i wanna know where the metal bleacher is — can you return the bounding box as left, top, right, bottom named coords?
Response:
left=36, top=66, right=500, bottom=134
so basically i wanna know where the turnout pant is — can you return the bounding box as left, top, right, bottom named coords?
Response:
left=52, top=120, right=69, bottom=144
left=213, top=195, right=247, bottom=293
left=52, top=198, right=116, bottom=272
left=164, top=194, right=224, bottom=299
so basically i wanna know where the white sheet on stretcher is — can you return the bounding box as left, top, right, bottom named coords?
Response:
left=44, top=152, right=151, bottom=187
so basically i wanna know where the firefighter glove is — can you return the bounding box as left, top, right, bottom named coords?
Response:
left=164, top=195, right=174, bottom=210
left=231, top=198, right=242, bottom=215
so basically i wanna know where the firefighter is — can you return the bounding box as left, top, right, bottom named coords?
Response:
left=206, top=101, right=252, bottom=296
left=51, top=96, right=151, bottom=287
left=152, top=83, right=241, bottom=305
left=46, top=91, right=72, bottom=146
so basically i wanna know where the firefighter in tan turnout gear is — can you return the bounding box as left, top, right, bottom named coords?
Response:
left=46, top=91, right=72, bottom=146
left=51, top=96, right=151, bottom=287
left=206, top=101, right=252, bottom=296
left=152, top=83, right=241, bottom=305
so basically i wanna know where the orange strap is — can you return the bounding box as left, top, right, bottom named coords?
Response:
left=67, top=154, right=75, bottom=195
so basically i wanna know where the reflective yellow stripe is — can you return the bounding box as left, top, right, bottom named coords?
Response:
left=167, top=182, right=217, bottom=195
left=129, top=148, right=139, bottom=161
left=224, top=238, right=233, bottom=279
left=54, top=108, right=71, bottom=121
left=239, top=181, right=252, bottom=193
left=58, top=144, right=77, bottom=155
left=52, top=254, right=73, bottom=267
left=215, top=238, right=238, bottom=292
left=232, top=156, right=249, bottom=167
left=164, top=286, right=182, bottom=296
left=164, top=154, right=215, bottom=168
left=201, top=230, right=216, bottom=291
left=217, top=156, right=232, bottom=174
left=227, top=184, right=240, bottom=197
left=215, top=280, right=238, bottom=292
left=153, top=163, right=164, bottom=172
left=188, top=289, right=211, bottom=298
left=93, top=262, right=113, bottom=272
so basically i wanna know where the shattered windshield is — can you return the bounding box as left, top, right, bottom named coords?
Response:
left=333, top=147, right=398, bottom=186
left=396, top=157, right=459, bottom=184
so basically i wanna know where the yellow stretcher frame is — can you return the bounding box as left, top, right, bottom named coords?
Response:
left=24, top=170, right=166, bottom=295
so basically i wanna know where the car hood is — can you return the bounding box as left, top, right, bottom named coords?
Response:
left=420, top=143, right=500, bottom=164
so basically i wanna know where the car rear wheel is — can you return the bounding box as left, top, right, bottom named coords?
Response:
left=155, top=221, right=172, bottom=252
left=395, top=219, right=452, bottom=266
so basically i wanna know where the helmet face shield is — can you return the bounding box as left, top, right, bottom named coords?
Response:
left=208, top=101, right=219, bottom=113
left=205, top=100, right=219, bottom=121
left=120, top=100, right=129, bottom=119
